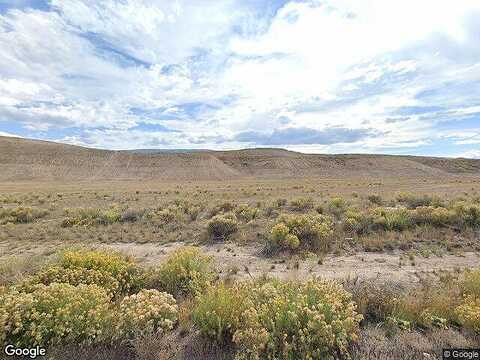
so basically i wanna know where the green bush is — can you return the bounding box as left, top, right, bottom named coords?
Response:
left=62, top=207, right=123, bottom=226
left=0, top=283, right=112, bottom=347
left=0, top=207, right=48, bottom=224
left=148, top=247, right=215, bottom=298
left=120, top=209, right=146, bottom=223
left=344, top=204, right=471, bottom=234
left=207, top=214, right=238, bottom=240
left=349, top=269, right=480, bottom=334
left=396, top=192, right=444, bottom=209
left=270, top=214, right=333, bottom=251
left=235, top=204, right=259, bottom=222
left=372, top=207, right=414, bottom=231
left=344, top=208, right=374, bottom=234
left=453, top=202, right=480, bottom=228
left=192, top=283, right=246, bottom=343
left=274, top=198, right=287, bottom=208
left=392, top=279, right=460, bottom=330
left=155, top=207, right=178, bottom=224
left=193, top=279, right=362, bottom=359
left=186, top=205, right=201, bottom=221
left=367, top=194, right=383, bottom=205
left=328, top=197, right=348, bottom=218
left=117, top=289, right=177, bottom=339
left=290, top=197, right=314, bottom=212
left=62, top=206, right=148, bottom=227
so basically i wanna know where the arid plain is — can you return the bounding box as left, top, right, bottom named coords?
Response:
left=1, top=136, right=480, bottom=359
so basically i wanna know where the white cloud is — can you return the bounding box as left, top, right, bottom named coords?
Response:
left=0, top=0, right=479, bottom=153
left=459, top=150, right=480, bottom=159
left=445, top=130, right=480, bottom=145
left=51, top=0, right=242, bottom=65
left=0, top=131, right=20, bottom=138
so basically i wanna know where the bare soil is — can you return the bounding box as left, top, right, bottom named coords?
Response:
left=2, top=136, right=480, bottom=182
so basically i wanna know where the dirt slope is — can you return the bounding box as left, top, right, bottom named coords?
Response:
left=0, top=136, right=479, bottom=181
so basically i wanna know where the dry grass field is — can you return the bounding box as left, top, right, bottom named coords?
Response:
left=1, top=137, right=480, bottom=359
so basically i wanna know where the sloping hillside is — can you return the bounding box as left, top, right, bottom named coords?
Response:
left=0, top=136, right=479, bottom=182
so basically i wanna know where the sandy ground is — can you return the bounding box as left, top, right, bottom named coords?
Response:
left=1, top=238, right=478, bottom=286
left=103, top=242, right=480, bottom=285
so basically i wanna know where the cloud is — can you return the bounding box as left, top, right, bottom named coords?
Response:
left=459, top=150, right=480, bottom=159
left=0, top=0, right=479, bottom=154
left=50, top=0, right=243, bottom=65
left=445, top=129, right=480, bottom=145
left=0, top=130, right=20, bottom=137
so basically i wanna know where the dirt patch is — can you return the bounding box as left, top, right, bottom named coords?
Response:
left=102, top=242, right=480, bottom=285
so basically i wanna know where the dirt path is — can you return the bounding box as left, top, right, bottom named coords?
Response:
left=1, top=240, right=478, bottom=285
left=104, top=242, right=480, bottom=285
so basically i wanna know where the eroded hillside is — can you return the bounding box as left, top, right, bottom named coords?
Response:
left=1, top=136, right=479, bottom=181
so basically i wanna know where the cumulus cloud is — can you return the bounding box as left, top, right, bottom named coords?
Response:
left=0, top=0, right=479, bottom=155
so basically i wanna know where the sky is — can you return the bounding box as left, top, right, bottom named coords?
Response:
left=0, top=0, right=480, bottom=157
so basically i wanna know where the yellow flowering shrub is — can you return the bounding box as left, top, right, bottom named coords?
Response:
left=269, top=214, right=333, bottom=251
left=343, top=204, right=478, bottom=235
left=456, top=296, right=480, bottom=333
left=344, top=206, right=458, bottom=234
left=0, top=283, right=112, bottom=347
left=60, top=249, right=144, bottom=293
left=270, top=223, right=300, bottom=250
left=193, top=279, right=362, bottom=359
left=207, top=214, right=238, bottom=241
left=117, top=289, right=178, bottom=338
left=456, top=268, right=480, bottom=333
left=235, top=204, right=259, bottom=222
left=461, top=269, right=480, bottom=298
left=0, top=206, right=48, bottom=224
left=18, top=266, right=120, bottom=296
left=61, top=206, right=125, bottom=227
left=148, top=247, right=215, bottom=298
left=412, top=206, right=457, bottom=227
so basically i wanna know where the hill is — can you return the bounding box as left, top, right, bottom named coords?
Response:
left=0, top=136, right=479, bottom=182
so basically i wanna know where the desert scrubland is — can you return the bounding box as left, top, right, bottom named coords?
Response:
left=1, top=137, right=480, bottom=359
